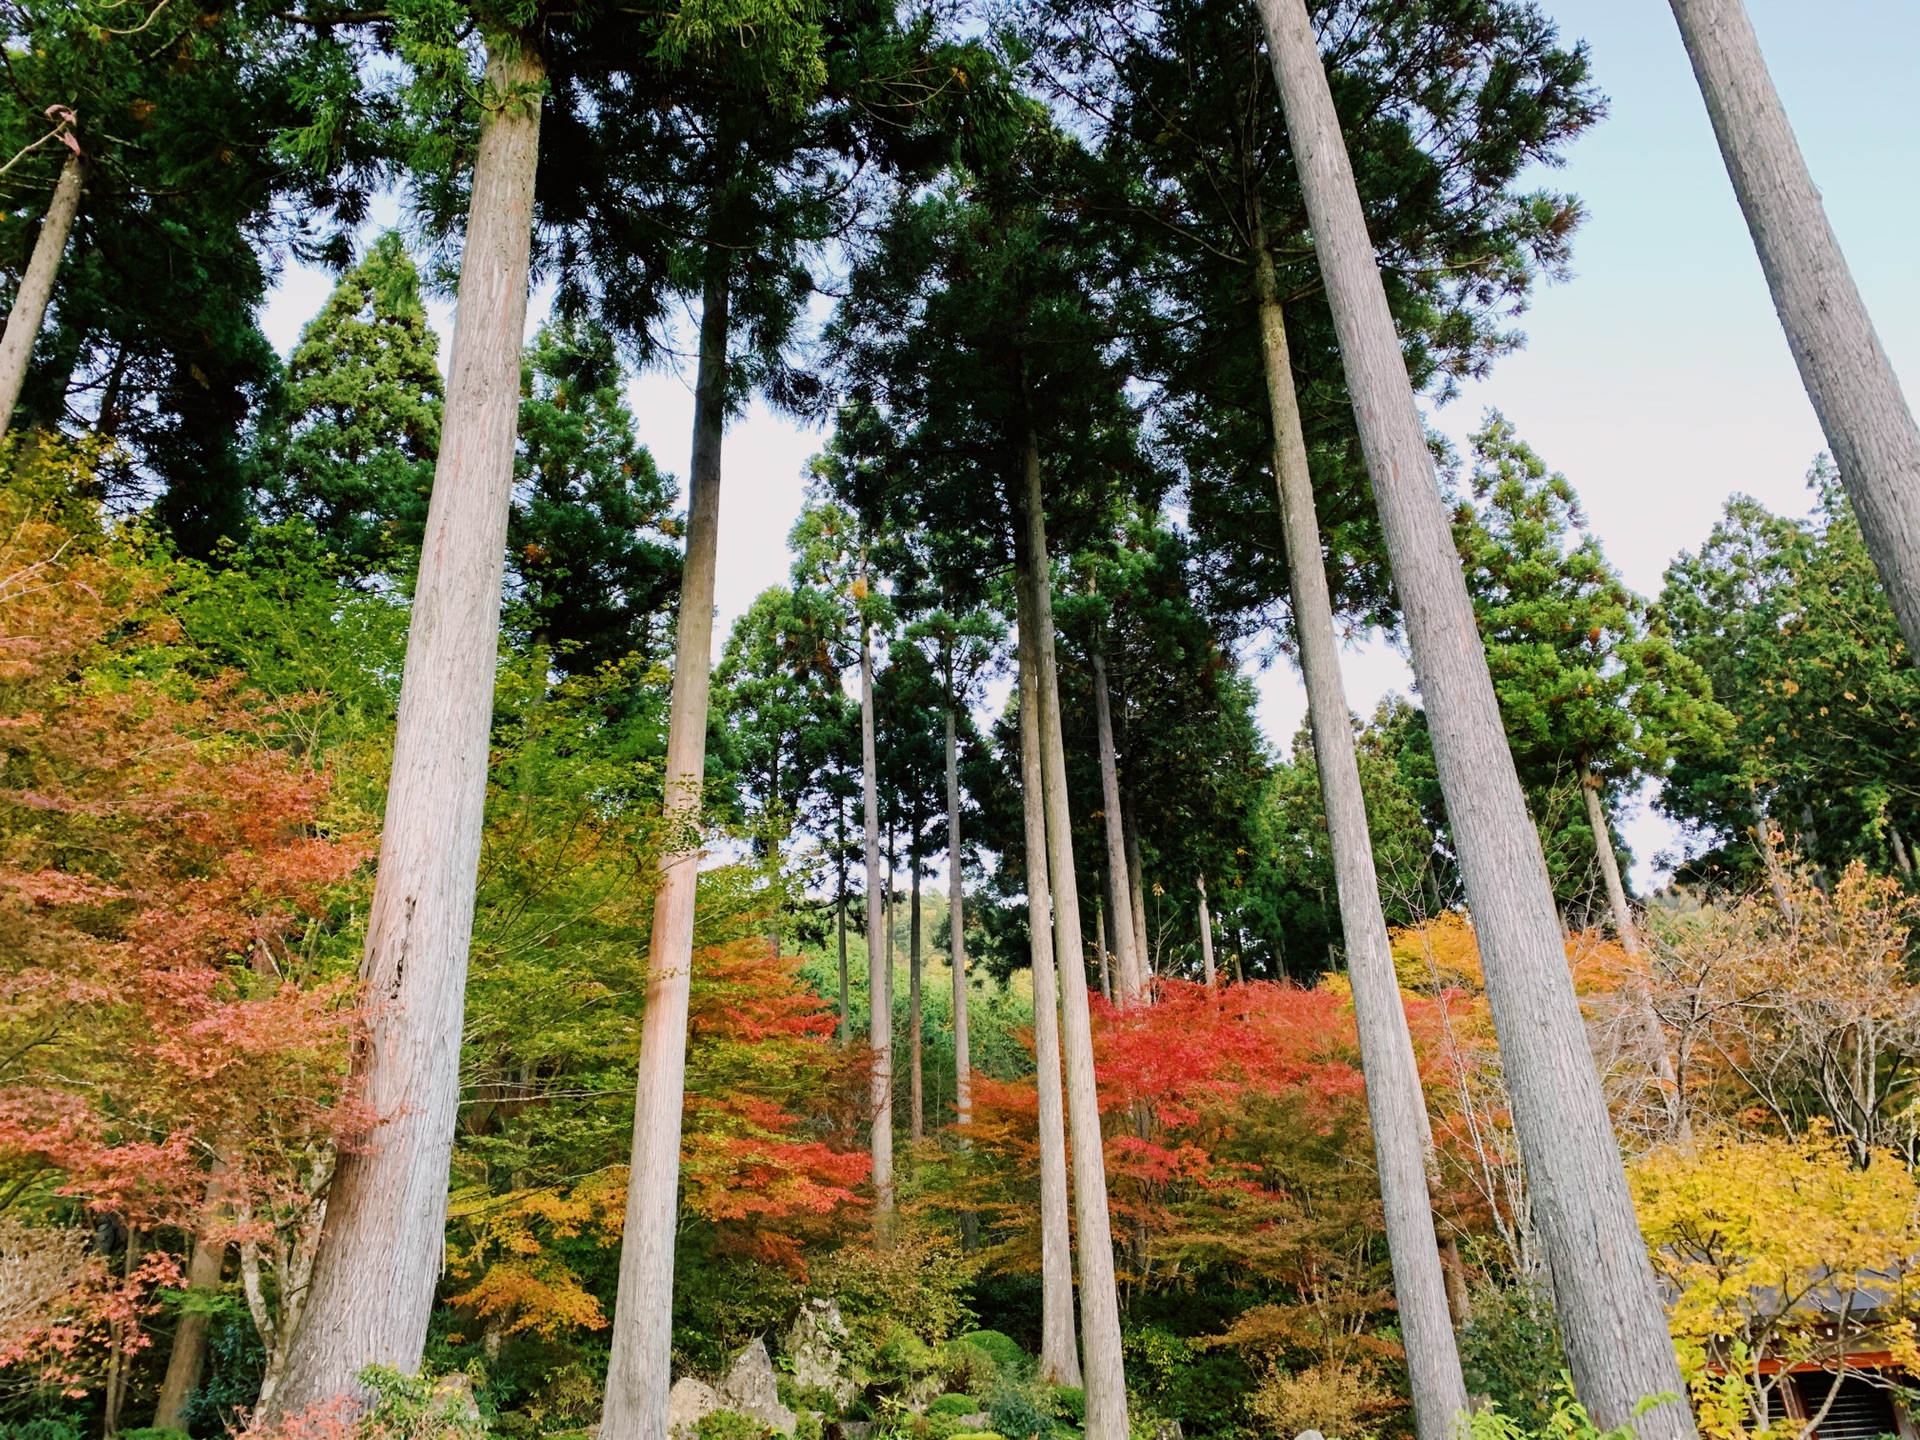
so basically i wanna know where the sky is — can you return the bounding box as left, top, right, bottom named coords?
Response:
left=257, top=0, right=1920, bottom=889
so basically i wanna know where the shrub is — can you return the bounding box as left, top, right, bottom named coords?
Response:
left=9, top=1422, right=87, bottom=1440
left=986, top=1383, right=1053, bottom=1440
left=1051, top=1388, right=1085, bottom=1426
left=929, top=1394, right=981, bottom=1418
left=796, top=1413, right=825, bottom=1440
left=937, top=1341, right=999, bottom=1396
left=948, top=1433, right=1008, bottom=1440
left=877, top=1327, right=937, bottom=1380
left=698, top=1411, right=775, bottom=1440
left=956, top=1331, right=1026, bottom=1373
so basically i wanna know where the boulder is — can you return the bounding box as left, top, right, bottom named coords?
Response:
left=1294, top=1431, right=1326, bottom=1440
left=720, top=1337, right=798, bottom=1436
left=785, top=1298, right=859, bottom=1409
left=667, top=1376, right=722, bottom=1440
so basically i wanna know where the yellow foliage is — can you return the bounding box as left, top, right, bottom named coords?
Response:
left=1247, top=1359, right=1399, bottom=1440
left=1630, top=1125, right=1920, bottom=1437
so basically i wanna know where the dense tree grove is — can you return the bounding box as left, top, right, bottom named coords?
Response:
left=2, top=1, right=1918, bottom=1439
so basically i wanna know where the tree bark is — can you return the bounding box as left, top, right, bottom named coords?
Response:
left=1580, top=761, right=1638, bottom=953
left=1125, top=809, right=1150, bottom=989
left=1015, top=594, right=1082, bottom=1388
left=910, top=841, right=924, bottom=1142
left=1254, top=4, right=1692, bottom=1431
left=838, top=809, right=852, bottom=1046
left=270, top=39, right=544, bottom=1415
left=862, top=612, right=893, bottom=1224
left=154, top=1160, right=235, bottom=1432
left=1254, top=247, right=1467, bottom=1439
left=1094, top=890, right=1113, bottom=1002
left=1022, top=437, right=1129, bottom=1439
left=1668, top=0, right=1920, bottom=663
left=1090, top=647, right=1144, bottom=1001
left=1580, top=762, right=1687, bottom=1137
left=599, top=253, right=730, bottom=1440
left=0, top=144, right=86, bottom=439
left=1195, top=874, right=1216, bottom=988
left=153, top=1231, right=223, bottom=1430
left=947, top=709, right=972, bottom=1126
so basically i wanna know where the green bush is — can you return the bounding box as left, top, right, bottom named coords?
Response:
left=928, top=1393, right=981, bottom=1418
left=349, top=1366, right=490, bottom=1440
left=985, top=1382, right=1053, bottom=1440
left=10, top=1422, right=87, bottom=1440
left=118, top=1431, right=190, bottom=1440
left=1050, top=1388, right=1085, bottom=1426
left=796, top=1411, right=825, bottom=1440
left=937, top=1340, right=999, bottom=1396
left=698, top=1410, right=775, bottom=1440
left=955, top=1331, right=1026, bottom=1373
left=1459, top=1283, right=1568, bottom=1435
left=877, top=1327, right=937, bottom=1379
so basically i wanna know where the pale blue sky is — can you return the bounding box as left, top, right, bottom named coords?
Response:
left=259, top=0, right=1920, bottom=886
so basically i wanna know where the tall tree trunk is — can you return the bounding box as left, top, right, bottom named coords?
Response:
left=0, top=144, right=86, bottom=439
left=1090, top=647, right=1143, bottom=1001
left=1094, top=890, right=1113, bottom=1002
left=1021, top=437, right=1128, bottom=1439
left=1668, top=0, right=1920, bottom=661
left=1016, top=598, right=1082, bottom=1387
left=270, top=40, right=544, bottom=1414
left=910, top=842, right=924, bottom=1142
left=1195, top=875, right=1216, bottom=989
left=1254, top=4, right=1692, bottom=1432
left=103, top=1229, right=140, bottom=1435
left=1579, top=761, right=1638, bottom=952
left=153, top=1161, right=235, bottom=1431
left=153, top=1231, right=223, bottom=1430
left=1254, top=244, right=1467, bottom=1439
left=599, top=253, right=731, bottom=1440
left=947, top=709, right=972, bottom=1126
left=1579, top=761, right=1687, bottom=1138
left=1125, top=809, right=1150, bottom=989
left=833, top=852, right=848, bottom=1044
left=862, top=616, right=893, bottom=1223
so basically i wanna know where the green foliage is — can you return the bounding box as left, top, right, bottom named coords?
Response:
left=509, top=317, right=682, bottom=674
left=1457, top=1284, right=1569, bottom=1435
left=1453, top=414, right=1727, bottom=905
left=258, top=231, right=444, bottom=576
left=795, top=1410, right=826, bottom=1440
left=929, top=1394, right=983, bottom=1419
left=1659, top=462, right=1920, bottom=886
left=6, top=1421, right=87, bottom=1440
left=1462, top=1374, right=1680, bottom=1440
left=984, top=1384, right=1054, bottom=1440
left=953, top=1331, right=1026, bottom=1373
left=1049, top=1388, right=1084, bottom=1426
left=355, top=1364, right=491, bottom=1439
left=699, top=1410, right=777, bottom=1440
left=935, top=1341, right=1000, bottom=1398
left=818, top=1231, right=978, bottom=1357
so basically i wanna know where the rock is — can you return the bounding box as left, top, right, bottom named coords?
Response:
left=430, top=1372, right=483, bottom=1427
left=786, top=1298, right=859, bottom=1409
left=668, top=1376, right=722, bottom=1440
left=1293, top=1431, right=1325, bottom=1440
left=720, top=1337, right=798, bottom=1436
left=1154, top=1423, right=1185, bottom=1440
left=834, top=1424, right=873, bottom=1440
left=954, top=1414, right=990, bottom=1430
